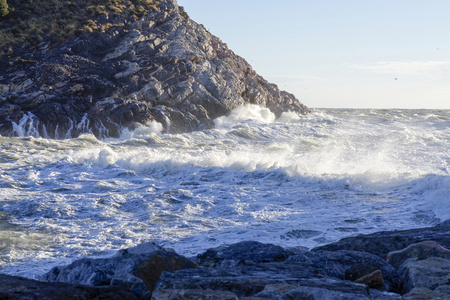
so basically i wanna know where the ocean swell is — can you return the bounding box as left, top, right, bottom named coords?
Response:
left=0, top=107, right=449, bottom=278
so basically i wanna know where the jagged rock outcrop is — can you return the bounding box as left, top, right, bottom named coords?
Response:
left=0, top=0, right=309, bottom=139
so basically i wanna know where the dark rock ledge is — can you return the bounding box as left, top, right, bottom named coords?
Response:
left=1, top=220, right=450, bottom=299
left=0, top=0, right=309, bottom=139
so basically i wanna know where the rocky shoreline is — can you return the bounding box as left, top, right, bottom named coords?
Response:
left=1, top=220, right=449, bottom=299
left=0, top=0, right=309, bottom=139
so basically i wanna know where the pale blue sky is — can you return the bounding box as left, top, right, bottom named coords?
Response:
left=178, top=0, right=450, bottom=109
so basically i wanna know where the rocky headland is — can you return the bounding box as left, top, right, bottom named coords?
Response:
left=2, top=1, right=449, bottom=300
left=1, top=220, right=450, bottom=299
left=0, top=0, right=309, bottom=139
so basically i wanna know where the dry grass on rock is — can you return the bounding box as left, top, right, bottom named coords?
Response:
left=0, top=0, right=159, bottom=56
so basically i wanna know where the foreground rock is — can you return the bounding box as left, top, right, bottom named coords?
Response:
left=387, top=240, right=450, bottom=269
left=399, top=257, right=450, bottom=294
left=402, top=287, right=450, bottom=300
left=2, top=220, right=450, bottom=299
left=313, top=219, right=450, bottom=258
left=0, top=274, right=139, bottom=299
left=41, top=242, right=196, bottom=298
left=0, top=0, right=309, bottom=139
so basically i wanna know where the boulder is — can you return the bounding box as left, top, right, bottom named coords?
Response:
left=286, top=250, right=398, bottom=291
left=435, top=285, right=450, bottom=295
left=0, top=274, right=139, bottom=300
left=196, top=241, right=302, bottom=267
left=354, top=269, right=385, bottom=289
left=402, top=287, right=450, bottom=300
left=387, top=241, right=450, bottom=269
left=313, top=220, right=450, bottom=258
left=398, top=257, right=450, bottom=293
left=154, top=266, right=373, bottom=299
left=151, top=289, right=242, bottom=300
left=254, top=281, right=372, bottom=300
left=40, top=242, right=197, bottom=298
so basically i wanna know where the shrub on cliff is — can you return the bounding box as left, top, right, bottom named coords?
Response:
left=0, top=0, right=8, bottom=18
left=0, top=0, right=159, bottom=57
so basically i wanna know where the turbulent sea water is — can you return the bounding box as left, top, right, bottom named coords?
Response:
left=0, top=106, right=449, bottom=278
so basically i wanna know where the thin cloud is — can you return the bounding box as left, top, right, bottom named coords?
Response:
left=350, top=61, right=450, bottom=79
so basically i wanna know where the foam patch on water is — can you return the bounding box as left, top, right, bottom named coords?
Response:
left=119, top=121, right=163, bottom=140
left=276, top=111, right=302, bottom=123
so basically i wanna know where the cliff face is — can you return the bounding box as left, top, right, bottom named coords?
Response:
left=0, top=0, right=309, bottom=138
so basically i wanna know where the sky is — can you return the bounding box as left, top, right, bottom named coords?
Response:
left=177, top=0, right=450, bottom=109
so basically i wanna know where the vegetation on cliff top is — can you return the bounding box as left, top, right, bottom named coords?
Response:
left=0, top=0, right=159, bottom=57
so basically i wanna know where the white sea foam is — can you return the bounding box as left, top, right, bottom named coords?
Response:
left=214, top=104, right=276, bottom=127
left=277, top=111, right=302, bottom=123
left=119, top=120, right=164, bottom=140
left=0, top=108, right=449, bottom=278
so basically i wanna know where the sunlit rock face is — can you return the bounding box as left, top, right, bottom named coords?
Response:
left=0, top=0, right=309, bottom=138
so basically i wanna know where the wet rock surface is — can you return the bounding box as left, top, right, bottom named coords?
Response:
left=0, top=274, right=139, bottom=300
left=399, top=257, right=450, bottom=294
left=40, top=242, right=196, bottom=298
left=1, top=220, right=449, bottom=299
left=387, top=240, right=450, bottom=269
left=313, top=219, right=450, bottom=258
left=0, top=0, right=309, bottom=139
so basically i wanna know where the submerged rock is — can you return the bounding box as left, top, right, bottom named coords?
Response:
left=0, top=0, right=309, bottom=139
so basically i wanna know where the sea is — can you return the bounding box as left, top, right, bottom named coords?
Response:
left=0, top=105, right=449, bottom=279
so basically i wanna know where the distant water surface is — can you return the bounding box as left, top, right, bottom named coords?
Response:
left=1, top=106, right=449, bottom=278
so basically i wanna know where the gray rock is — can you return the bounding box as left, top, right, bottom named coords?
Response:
left=435, top=285, right=450, bottom=295
left=399, top=257, right=450, bottom=293
left=387, top=241, right=450, bottom=269
left=368, top=289, right=402, bottom=299
left=151, top=289, right=241, bottom=300
left=41, top=242, right=197, bottom=298
left=286, top=250, right=399, bottom=291
left=0, top=0, right=309, bottom=139
left=313, top=220, right=450, bottom=259
left=254, top=281, right=371, bottom=300
left=401, top=287, right=450, bottom=300
left=0, top=274, right=139, bottom=300
left=196, top=241, right=302, bottom=267
left=155, top=248, right=399, bottom=297
left=355, top=269, right=385, bottom=289
left=154, top=266, right=372, bottom=299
